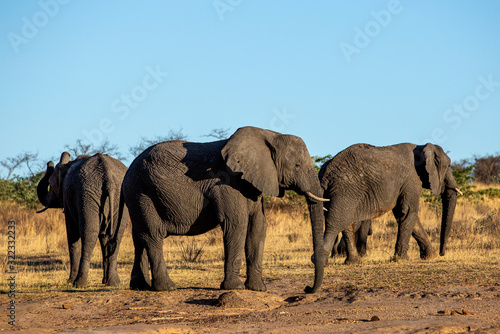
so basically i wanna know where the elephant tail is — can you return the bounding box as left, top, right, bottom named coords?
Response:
left=106, top=185, right=126, bottom=257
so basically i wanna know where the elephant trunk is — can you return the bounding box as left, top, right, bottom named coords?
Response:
left=439, top=187, right=457, bottom=256
left=439, top=170, right=459, bottom=256
left=36, top=161, right=55, bottom=211
left=305, top=198, right=325, bottom=293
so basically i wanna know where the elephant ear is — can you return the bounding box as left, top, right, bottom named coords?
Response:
left=423, top=144, right=444, bottom=195
left=221, top=127, right=280, bottom=197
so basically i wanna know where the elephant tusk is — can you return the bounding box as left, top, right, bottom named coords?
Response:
left=323, top=207, right=328, bottom=212
left=305, top=191, right=330, bottom=202
left=36, top=206, right=49, bottom=214
left=454, top=187, right=463, bottom=196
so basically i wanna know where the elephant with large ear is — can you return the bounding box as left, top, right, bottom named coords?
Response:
left=319, top=143, right=461, bottom=263
left=37, top=152, right=129, bottom=288
left=123, top=126, right=328, bottom=293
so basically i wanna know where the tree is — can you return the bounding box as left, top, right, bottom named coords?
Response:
left=129, top=128, right=188, bottom=157
left=311, top=155, right=333, bottom=172
left=474, top=155, right=500, bottom=184
left=0, top=152, right=38, bottom=179
left=203, top=127, right=230, bottom=140
left=64, top=139, right=125, bottom=161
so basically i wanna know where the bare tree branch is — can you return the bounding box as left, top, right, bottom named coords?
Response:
left=129, top=129, right=188, bottom=157
left=1, top=152, right=38, bottom=179
left=203, top=128, right=230, bottom=140
left=64, top=139, right=125, bottom=161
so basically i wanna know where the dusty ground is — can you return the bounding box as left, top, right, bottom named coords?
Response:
left=2, top=277, right=500, bottom=334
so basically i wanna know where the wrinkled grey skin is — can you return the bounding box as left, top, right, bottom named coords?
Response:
left=319, top=143, right=459, bottom=264
left=37, top=152, right=129, bottom=288
left=123, top=126, right=326, bottom=293
left=332, top=220, right=372, bottom=260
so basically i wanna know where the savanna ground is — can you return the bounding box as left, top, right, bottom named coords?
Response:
left=1, top=185, right=500, bottom=333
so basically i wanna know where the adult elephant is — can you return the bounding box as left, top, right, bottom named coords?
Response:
left=319, top=143, right=461, bottom=264
left=37, top=152, right=129, bottom=288
left=123, top=126, right=327, bottom=293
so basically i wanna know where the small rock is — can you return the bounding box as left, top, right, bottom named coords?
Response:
left=285, top=295, right=306, bottom=303
left=62, top=304, right=72, bottom=310
left=370, top=316, right=380, bottom=322
left=462, top=309, right=475, bottom=316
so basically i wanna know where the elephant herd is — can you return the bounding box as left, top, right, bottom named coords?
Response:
left=36, top=126, right=461, bottom=293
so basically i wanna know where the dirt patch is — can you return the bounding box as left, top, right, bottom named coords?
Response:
left=2, top=279, right=500, bottom=333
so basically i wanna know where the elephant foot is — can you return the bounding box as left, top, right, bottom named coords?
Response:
left=220, top=278, right=245, bottom=291
left=104, top=274, right=121, bottom=287
left=151, top=278, right=177, bottom=291
left=245, top=278, right=266, bottom=292
left=73, top=276, right=88, bottom=288
left=420, top=247, right=438, bottom=260
left=130, top=278, right=151, bottom=291
left=357, top=247, right=367, bottom=257
left=391, top=253, right=410, bottom=262
left=67, top=275, right=77, bottom=285
left=344, top=256, right=361, bottom=265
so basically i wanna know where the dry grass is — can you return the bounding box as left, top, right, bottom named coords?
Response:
left=1, top=184, right=499, bottom=294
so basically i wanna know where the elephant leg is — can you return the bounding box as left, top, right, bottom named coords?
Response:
left=356, top=220, right=372, bottom=257
left=64, top=214, right=81, bottom=284
left=330, top=234, right=342, bottom=257
left=412, top=219, right=438, bottom=260
left=220, top=213, right=247, bottom=291
left=99, top=235, right=120, bottom=286
left=323, top=203, right=356, bottom=265
left=73, top=221, right=99, bottom=288
left=342, top=223, right=361, bottom=264
left=130, top=231, right=151, bottom=290
left=392, top=203, right=419, bottom=260
left=145, top=236, right=176, bottom=291
left=99, top=236, right=110, bottom=284
left=244, top=203, right=267, bottom=292
left=100, top=213, right=128, bottom=287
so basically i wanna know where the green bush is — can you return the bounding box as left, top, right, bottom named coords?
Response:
left=0, top=172, right=44, bottom=210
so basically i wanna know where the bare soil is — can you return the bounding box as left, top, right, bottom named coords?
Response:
left=3, top=277, right=500, bottom=333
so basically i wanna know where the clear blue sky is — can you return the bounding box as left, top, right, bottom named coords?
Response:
left=1, top=1, right=499, bottom=177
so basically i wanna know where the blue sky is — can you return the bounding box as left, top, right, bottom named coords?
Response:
left=1, top=1, right=499, bottom=177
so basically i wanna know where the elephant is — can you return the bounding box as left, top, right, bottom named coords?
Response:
left=122, top=126, right=328, bottom=293
left=37, top=152, right=129, bottom=288
left=319, top=143, right=461, bottom=264
left=331, top=220, right=372, bottom=260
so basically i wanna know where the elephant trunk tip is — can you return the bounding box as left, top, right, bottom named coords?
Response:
left=304, top=285, right=318, bottom=294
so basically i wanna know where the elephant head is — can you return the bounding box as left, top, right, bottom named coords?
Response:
left=221, top=126, right=327, bottom=293
left=37, top=152, right=73, bottom=213
left=414, top=143, right=461, bottom=256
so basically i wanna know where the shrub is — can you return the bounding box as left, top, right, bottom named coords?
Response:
left=179, top=239, right=205, bottom=263
left=0, top=172, right=43, bottom=210
left=474, top=155, right=500, bottom=184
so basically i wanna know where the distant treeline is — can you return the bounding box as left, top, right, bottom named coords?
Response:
left=1, top=139, right=499, bottom=211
